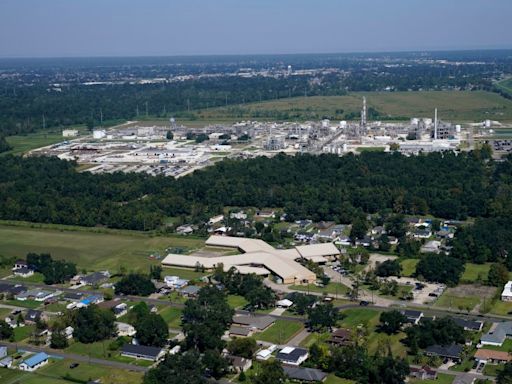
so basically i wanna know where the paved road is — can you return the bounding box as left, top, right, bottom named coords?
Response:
left=1, top=341, right=149, bottom=372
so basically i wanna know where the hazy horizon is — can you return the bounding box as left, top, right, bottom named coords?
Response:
left=1, top=0, right=511, bottom=58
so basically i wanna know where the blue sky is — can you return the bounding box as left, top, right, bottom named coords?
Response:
left=0, top=0, right=510, bottom=57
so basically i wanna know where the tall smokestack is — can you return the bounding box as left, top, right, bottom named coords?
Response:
left=434, top=108, right=438, bottom=140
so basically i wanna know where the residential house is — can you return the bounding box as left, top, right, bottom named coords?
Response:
left=208, top=215, right=224, bottom=225
left=16, top=288, right=55, bottom=302
left=227, top=355, right=252, bottom=373
left=63, top=292, right=84, bottom=302
left=256, top=348, right=273, bottom=361
left=164, top=276, right=189, bottom=289
left=480, top=321, right=512, bottom=347
left=413, top=228, right=432, bottom=239
left=64, top=326, right=74, bottom=339
left=425, top=344, right=463, bottom=362
left=0, top=356, right=12, bottom=368
left=0, top=346, right=6, bottom=359
left=276, top=299, right=293, bottom=308
left=388, top=236, right=399, bottom=245
left=25, top=309, right=44, bottom=324
left=420, top=240, right=442, bottom=254
left=12, top=267, right=34, bottom=278
left=229, top=325, right=253, bottom=338
left=401, top=310, right=423, bottom=325
left=230, top=211, right=247, bottom=220
left=328, top=328, right=353, bottom=347
left=180, top=285, right=201, bottom=298
left=317, top=224, right=345, bottom=241
left=409, top=366, right=437, bottom=381
left=474, top=349, right=512, bottom=364
left=80, top=271, right=110, bottom=286
left=13, top=260, right=28, bottom=270
left=283, top=366, right=327, bottom=382
left=113, top=303, right=128, bottom=318
left=121, top=344, right=164, bottom=361
left=115, top=322, right=136, bottom=337
left=256, top=210, right=274, bottom=219
left=19, top=352, right=49, bottom=371
left=276, top=347, right=308, bottom=366
left=501, top=281, right=512, bottom=302
left=452, top=318, right=483, bottom=332
left=176, top=225, right=194, bottom=235
left=232, top=315, right=275, bottom=332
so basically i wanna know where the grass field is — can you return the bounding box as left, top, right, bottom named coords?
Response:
left=159, top=306, right=183, bottom=328
left=2, top=131, right=65, bottom=156
left=197, top=91, right=512, bottom=122
left=338, top=308, right=381, bottom=329
left=490, top=300, right=512, bottom=316
left=480, top=338, right=512, bottom=352
left=434, top=292, right=480, bottom=311
left=367, top=331, right=408, bottom=358
left=13, top=325, right=35, bottom=342
left=324, top=375, right=356, bottom=384
left=227, top=294, right=248, bottom=309
left=0, top=223, right=205, bottom=273
left=299, top=332, right=330, bottom=348
left=400, top=259, right=419, bottom=277
left=255, top=319, right=303, bottom=344
left=161, top=267, right=208, bottom=280
left=289, top=282, right=349, bottom=297
left=461, top=263, right=491, bottom=283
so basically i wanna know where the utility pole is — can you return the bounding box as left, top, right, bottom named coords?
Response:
left=136, top=105, right=139, bottom=117
left=225, top=95, right=228, bottom=107
left=100, top=108, right=103, bottom=126
left=145, top=102, right=149, bottom=117
left=187, top=98, right=190, bottom=113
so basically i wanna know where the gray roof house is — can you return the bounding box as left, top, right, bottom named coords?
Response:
left=480, top=321, right=512, bottom=347
left=283, top=366, right=327, bottom=382
left=276, top=347, right=309, bottom=366
left=425, top=344, right=463, bottom=362
left=121, top=344, right=164, bottom=361
left=232, top=315, right=275, bottom=331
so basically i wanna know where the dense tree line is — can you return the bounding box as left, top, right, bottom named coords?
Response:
left=26, top=253, right=77, bottom=284
left=414, top=254, right=465, bottom=286
left=404, top=318, right=465, bottom=354
left=114, top=273, right=156, bottom=296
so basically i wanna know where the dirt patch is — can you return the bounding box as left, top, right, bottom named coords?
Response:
left=447, top=284, right=496, bottom=298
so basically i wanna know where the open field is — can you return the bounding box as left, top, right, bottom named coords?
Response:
left=339, top=308, right=381, bottom=329
left=159, top=306, right=183, bottom=328
left=255, top=319, right=303, bottom=344
left=196, top=91, right=512, bottom=122
left=461, top=263, right=491, bottom=283
left=490, top=300, right=512, bottom=316
left=289, top=282, right=349, bottom=297
left=434, top=284, right=497, bottom=311
left=3, top=131, right=65, bottom=156
left=400, top=259, right=419, bottom=277
left=227, top=294, right=249, bottom=309
left=0, top=223, right=205, bottom=272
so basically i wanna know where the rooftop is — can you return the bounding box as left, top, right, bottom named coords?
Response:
left=22, top=352, right=49, bottom=368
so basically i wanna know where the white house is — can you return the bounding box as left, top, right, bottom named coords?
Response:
left=115, top=322, right=136, bottom=337
left=276, top=299, right=293, bottom=308
left=501, top=281, right=512, bottom=302
left=208, top=215, right=224, bottom=225
left=18, top=352, right=49, bottom=371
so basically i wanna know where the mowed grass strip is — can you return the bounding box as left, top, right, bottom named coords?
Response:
left=255, top=319, right=303, bottom=344
left=0, top=224, right=205, bottom=272
left=159, top=306, right=183, bottom=328
left=461, top=263, right=490, bottom=283
left=400, top=259, right=419, bottom=277
left=338, top=308, right=381, bottom=329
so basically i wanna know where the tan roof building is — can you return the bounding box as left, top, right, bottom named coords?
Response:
left=474, top=349, right=512, bottom=363
left=162, top=236, right=340, bottom=284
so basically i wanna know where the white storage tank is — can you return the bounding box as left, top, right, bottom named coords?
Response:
left=455, top=125, right=461, bottom=133
left=93, top=129, right=106, bottom=139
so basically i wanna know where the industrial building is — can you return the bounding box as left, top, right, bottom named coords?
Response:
left=161, top=235, right=340, bottom=284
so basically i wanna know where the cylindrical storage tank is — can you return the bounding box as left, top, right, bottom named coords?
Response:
left=410, top=118, right=419, bottom=126
left=455, top=125, right=461, bottom=133
left=485, top=120, right=491, bottom=128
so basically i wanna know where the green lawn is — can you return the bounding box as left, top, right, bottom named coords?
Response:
left=0, top=223, right=205, bottom=273
left=483, top=363, right=504, bottom=376
left=434, top=293, right=480, bottom=311
left=255, top=319, right=303, bottom=344
left=13, top=324, right=35, bottom=342
left=8, top=272, right=46, bottom=284
left=367, top=331, right=408, bottom=358
left=461, top=263, right=491, bottom=283
left=159, top=306, right=183, bottom=328
left=324, top=375, right=356, bottom=384
left=490, top=300, right=512, bottom=316
left=66, top=340, right=113, bottom=359
left=299, top=332, right=330, bottom=348
left=5, top=299, right=42, bottom=309
left=3, top=131, right=66, bottom=156
left=36, top=358, right=143, bottom=384
left=410, top=373, right=454, bottom=384
left=400, top=259, right=419, bottom=277
left=289, top=282, right=349, bottom=297
left=338, top=308, right=381, bottom=329
left=227, top=295, right=248, bottom=309
left=161, top=267, right=208, bottom=280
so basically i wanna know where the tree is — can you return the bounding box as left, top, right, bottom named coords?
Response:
left=252, top=359, right=286, bottom=384
left=370, top=354, right=410, bottom=384
left=246, top=286, right=275, bottom=310
left=287, top=292, right=316, bottom=316
left=404, top=317, right=464, bottom=349
left=350, top=217, right=369, bottom=241
left=50, top=325, right=69, bottom=349
left=73, top=305, right=115, bottom=343
left=415, top=254, right=465, bottom=286
left=166, top=131, right=174, bottom=140
left=375, top=259, right=402, bottom=277
left=0, top=320, right=13, bottom=340
left=0, top=136, right=12, bottom=153
left=203, top=349, right=229, bottom=379
left=144, top=351, right=206, bottom=384
left=379, top=311, right=407, bottom=334
left=149, top=265, right=162, bottom=280
left=488, top=263, right=509, bottom=287
left=307, top=303, right=340, bottom=331
left=497, top=361, right=512, bottom=384
left=115, top=273, right=156, bottom=296
left=227, top=337, right=257, bottom=359
left=309, top=342, right=330, bottom=370
left=135, top=313, right=169, bottom=347
left=182, top=286, right=234, bottom=352
left=26, top=253, right=77, bottom=284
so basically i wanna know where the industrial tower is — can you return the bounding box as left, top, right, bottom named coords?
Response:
left=360, top=96, right=367, bottom=127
